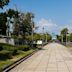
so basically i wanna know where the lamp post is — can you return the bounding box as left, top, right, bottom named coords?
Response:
left=61, top=34, right=63, bottom=44
left=46, top=32, right=47, bottom=43
left=42, top=27, right=44, bottom=46
left=66, top=33, right=70, bottom=45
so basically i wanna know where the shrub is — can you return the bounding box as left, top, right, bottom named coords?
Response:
left=12, top=49, right=18, bottom=56
left=0, top=43, right=14, bottom=47
left=0, top=45, right=3, bottom=51
left=33, top=44, right=37, bottom=48
left=18, top=45, right=30, bottom=51
left=0, top=43, right=16, bottom=51
left=3, top=46, right=16, bottom=51
left=0, top=50, right=12, bottom=60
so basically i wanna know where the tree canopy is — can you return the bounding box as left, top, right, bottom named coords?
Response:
left=61, top=28, right=68, bottom=35
left=57, top=28, right=72, bottom=42
left=0, top=12, right=7, bottom=35
left=0, top=0, right=10, bottom=9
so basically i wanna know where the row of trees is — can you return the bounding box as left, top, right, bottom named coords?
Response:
left=0, top=0, right=52, bottom=44
left=0, top=0, right=35, bottom=37
left=0, top=9, right=34, bottom=36
left=26, top=33, right=52, bottom=42
left=57, top=28, right=72, bottom=42
left=0, top=0, right=10, bottom=35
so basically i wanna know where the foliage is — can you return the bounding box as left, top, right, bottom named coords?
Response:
left=26, top=33, right=52, bottom=42
left=0, top=45, right=3, bottom=51
left=0, top=12, right=7, bottom=35
left=0, top=9, right=19, bottom=35
left=18, top=45, right=30, bottom=51
left=12, top=49, right=18, bottom=55
left=26, top=33, right=41, bottom=41
left=0, top=0, right=10, bottom=9
left=13, top=12, right=34, bottom=37
left=43, top=33, right=52, bottom=42
left=57, top=28, right=72, bottom=42
left=0, top=43, right=33, bottom=61
left=0, top=49, right=34, bottom=71
left=0, top=60, right=12, bottom=72
left=7, top=9, right=19, bottom=18
left=0, top=50, right=12, bottom=60
left=70, top=33, right=72, bottom=42
left=61, top=28, right=68, bottom=35
left=56, top=35, right=61, bottom=41
left=0, top=43, right=15, bottom=47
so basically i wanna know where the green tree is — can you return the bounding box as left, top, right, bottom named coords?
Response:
left=61, top=28, right=68, bottom=35
left=0, top=12, right=7, bottom=35
left=6, top=9, right=19, bottom=36
left=13, top=12, right=34, bottom=37
left=42, top=33, right=52, bottom=42
left=56, top=35, right=61, bottom=41
left=0, top=0, right=10, bottom=9
left=70, top=33, right=72, bottom=42
left=7, top=9, right=19, bottom=18
left=60, top=28, right=69, bottom=42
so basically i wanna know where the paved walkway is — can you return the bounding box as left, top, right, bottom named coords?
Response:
left=9, top=43, right=72, bottom=72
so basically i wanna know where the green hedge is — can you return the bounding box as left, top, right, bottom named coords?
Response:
left=18, top=45, right=30, bottom=51
left=0, top=45, right=3, bottom=51
left=0, top=43, right=31, bottom=60
left=0, top=43, right=14, bottom=47
left=3, top=46, right=16, bottom=51
left=12, top=49, right=18, bottom=56
left=0, top=43, right=15, bottom=51
left=0, top=50, right=12, bottom=60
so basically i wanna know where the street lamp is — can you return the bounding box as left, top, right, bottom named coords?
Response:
left=66, top=33, right=70, bottom=45
left=46, top=32, right=48, bottom=43
left=42, top=27, right=44, bottom=46
left=61, top=34, right=63, bottom=44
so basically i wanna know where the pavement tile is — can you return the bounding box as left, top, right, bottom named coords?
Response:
left=9, top=43, right=72, bottom=72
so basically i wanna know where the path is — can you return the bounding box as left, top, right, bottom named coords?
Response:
left=9, top=43, right=72, bottom=72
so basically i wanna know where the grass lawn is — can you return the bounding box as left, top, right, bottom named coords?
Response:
left=0, top=49, right=34, bottom=71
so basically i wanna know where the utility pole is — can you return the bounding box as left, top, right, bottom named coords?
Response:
left=66, top=33, right=70, bottom=46
left=61, top=34, right=63, bottom=44
left=42, top=27, right=44, bottom=46
left=46, top=32, right=47, bottom=43
left=66, top=33, right=67, bottom=45
left=31, top=21, right=34, bottom=48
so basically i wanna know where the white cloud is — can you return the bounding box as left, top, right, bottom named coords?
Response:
left=38, top=18, right=57, bottom=27
left=35, top=19, right=72, bottom=34
left=36, top=18, right=57, bottom=33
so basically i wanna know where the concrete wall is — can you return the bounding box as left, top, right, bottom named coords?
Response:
left=0, top=38, right=14, bottom=45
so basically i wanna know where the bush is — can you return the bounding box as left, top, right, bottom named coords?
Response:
left=0, top=50, right=12, bottom=60
left=0, top=43, right=14, bottom=47
left=3, top=46, right=16, bottom=51
left=18, top=45, right=30, bottom=51
left=0, top=43, right=15, bottom=51
left=0, top=45, right=3, bottom=51
left=12, top=49, right=18, bottom=56
left=33, top=44, right=37, bottom=48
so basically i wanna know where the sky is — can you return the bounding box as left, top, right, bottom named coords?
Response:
left=1, top=0, right=72, bottom=35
